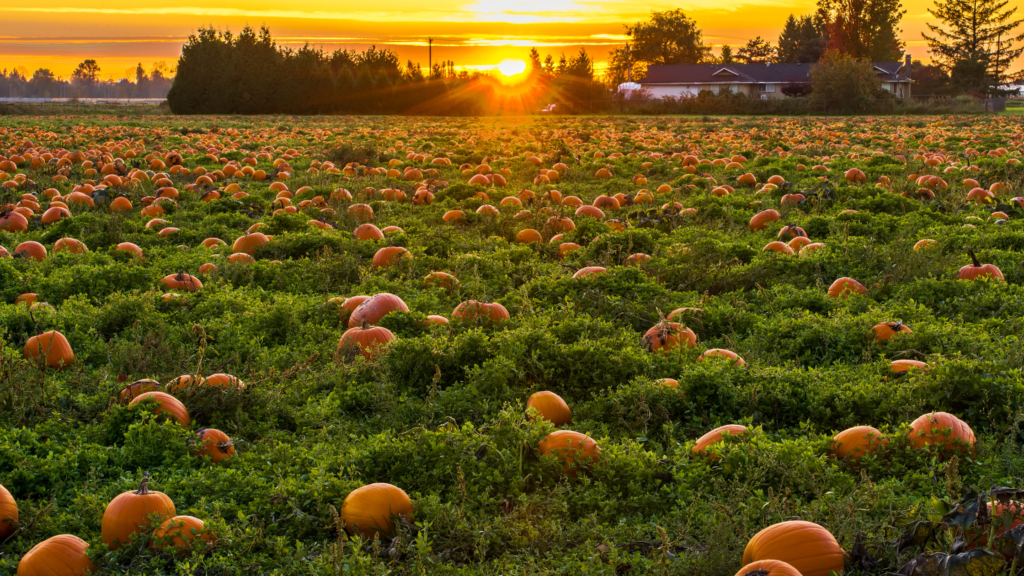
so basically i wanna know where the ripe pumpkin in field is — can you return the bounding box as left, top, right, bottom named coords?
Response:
left=229, top=253, right=255, bottom=264
left=341, top=483, right=414, bottom=538
left=515, top=229, right=542, bottom=243
left=845, top=168, right=866, bottom=182
left=14, top=241, right=47, bottom=262
left=908, top=412, right=975, bottom=454
left=750, top=209, right=780, bottom=232
left=130, top=391, right=190, bottom=425
left=0, top=483, right=17, bottom=539
left=372, top=246, right=411, bottom=267
left=913, top=239, right=936, bottom=250
left=828, top=277, right=866, bottom=298
left=763, top=241, right=794, bottom=255
left=891, top=359, right=928, bottom=373
left=102, top=475, right=176, bottom=549
left=24, top=331, right=74, bottom=369
left=957, top=248, right=1004, bottom=281
left=0, top=211, right=29, bottom=232
left=152, top=515, right=215, bottom=550
left=204, top=373, right=245, bottom=389
left=734, top=560, right=803, bottom=576
left=116, top=242, right=144, bottom=258
left=452, top=300, right=510, bottom=325
left=349, top=293, right=409, bottom=328
left=641, top=321, right=697, bottom=354
left=54, top=238, right=88, bottom=254
left=339, top=323, right=395, bottom=359
left=698, top=348, right=745, bottom=366
left=573, top=266, right=606, bottom=278
left=353, top=223, right=384, bottom=241
left=232, top=232, right=269, bottom=255
left=870, top=321, right=911, bottom=342
left=17, top=534, right=94, bottom=576
left=426, top=314, right=449, bottom=325
left=442, top=210, right=465, bottom=222
left=742, top=521, right=844, bottom=576
left=336, top=295, right=371, bottom=322
left=833, top=426, right=887, bottom=460
left=119, top=379, right=160, bottom=401
left=424, top=271, right=459, bottom=289
left=160, top=272, right=203, bottom=292
left=692, top=424, right=747, bottom=458
left=526, top=391, right=572, bottom=426
left=191, top=428, right=235, bottom=463
left=538, top=430, right=600, bottom=477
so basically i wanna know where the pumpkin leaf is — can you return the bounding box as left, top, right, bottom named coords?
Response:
left=896, top=520, right=940, bottom=552
left=941, top=493, right=983, bottom=530
left=896, top=549, right=1004, bottom=576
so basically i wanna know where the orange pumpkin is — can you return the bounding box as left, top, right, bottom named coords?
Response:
left=339, top=323, right=395, bottom=359
left=424, top=271, right=459, bottom=289
left=53, top=238, right=88, bottom=254
left=515, top=229, right=542, bottom=244
left=526, top=391, right=572, bottom=426
left=827, top=277, right=866, bottom=299
left=908, top=412, right=975, bottom=454
left=870, top=321, right=912, bottom=342
left=742, top=521, right=844, bottom=576
left=101, top=475, right=176, bottom=549
left=698, top=348, right=745, bottom=366
left=341, top=483, right=414, bottom=538
left=160, top=272, right=203, bottom=292
left=17, top=534, right=94, bottom=576
left=452, top=300, right=510, bottom=325
left=641, top=321, right=697, bottom=354
left=231, top=232, right=270, bottom=255
left=115, top=242, right=144, bottom=258
left=24, top=331, right=74, bottom=369
left=0, top=483, right=17, bottom=539
left=119, top=378, right=160, bottom=401
left=957, top=249, right=1004, bottom=281
left=734, top=560, right=803, bottom=576
left=14, top=241, right=47, bottom=262
left=832, top=426, right=887, bottom=460
left=130, top=391, right=190, bottom=425
left=573, top=266, right=607, bottom=278
left=353, top=223, right=384, bottom=241
left=372, top=246, right=411, bottom=267
left=191, top=428, right=235, bottom=463
left=204, top=373, right=245, bottom=389
left=692, top=424, right=748, bottom=458
left=152, top=515, right=215, bottom=550
left=538, top=430, right=600, bottom=477
left=349, top=293, right=409, bottom=328
left=891, top=359, right=928, bottom=373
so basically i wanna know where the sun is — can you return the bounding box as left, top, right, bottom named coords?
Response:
left=497, top=59, right=527, bottom=78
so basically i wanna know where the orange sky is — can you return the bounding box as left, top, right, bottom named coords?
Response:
left=0, top=0, right=1004, bottom=81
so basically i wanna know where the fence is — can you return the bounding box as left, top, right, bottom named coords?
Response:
left=0, top=98, right=167, bottom=116
left=554, top=96, right=1008, bottom=116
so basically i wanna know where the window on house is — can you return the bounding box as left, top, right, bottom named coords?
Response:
left=758, top=84, right=776, bottom=93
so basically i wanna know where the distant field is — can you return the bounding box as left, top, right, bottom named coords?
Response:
left=1, top=115, right=1023, bottom=575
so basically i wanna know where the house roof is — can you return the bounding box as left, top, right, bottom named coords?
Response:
left=641, top=62, right=908, bottom=85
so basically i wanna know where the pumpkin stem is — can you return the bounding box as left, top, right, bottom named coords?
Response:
left=217, top=441, right=234, bottom=453
left=136, top=472, right=151, bottom=495
left=967, top=247, right=981, bottom=267
left=893, top=321, right=903, bottom=331
left=743, top=571, right=770, bottom=576
left=362, top=320, right=369, bottom=330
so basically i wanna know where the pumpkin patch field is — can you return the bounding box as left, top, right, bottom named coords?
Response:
left=2, top=114, right=1024, bottom=575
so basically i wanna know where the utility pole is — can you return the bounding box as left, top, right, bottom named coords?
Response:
left=429, top=38, right=433, bottom=76
left=626, top=43, right=631, bottom=83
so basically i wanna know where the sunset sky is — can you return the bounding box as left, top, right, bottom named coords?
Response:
left=0, top=0, right=985, bottom=81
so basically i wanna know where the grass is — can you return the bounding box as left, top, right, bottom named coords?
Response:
left=0, top=113, right=1023, bottom=574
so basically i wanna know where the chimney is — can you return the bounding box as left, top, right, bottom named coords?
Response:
left=904, top=54, right=912, bottom=79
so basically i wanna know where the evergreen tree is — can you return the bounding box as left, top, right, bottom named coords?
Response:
left=738, top=37, right=778, bottom=63
left=528, top=48, right=542, bottom=71
left=720, top=45, right=736, bottom=64
left=922, top=0, right=1024, bottom=90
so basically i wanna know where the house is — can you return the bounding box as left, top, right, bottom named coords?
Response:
left=638, top=55, right=913, bottom=99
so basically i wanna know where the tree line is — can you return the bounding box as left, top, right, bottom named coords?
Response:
left=604, top=0, right=1022, bottom=97
left=0, top=61, right=172, bottom=99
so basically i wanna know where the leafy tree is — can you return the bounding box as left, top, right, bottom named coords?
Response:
left=625, top=9, right=712, bottom=66
left=29, top=68, right=59, bottom=97
left=71, top=60, right=100, bottom=85
left=811, top=49, right=882, bottom=111
left=738, top=37, right=778, bottom=63
left=778, top=14, right=829, bottom=62
left=817, top=0, right=906, bottom=60
left=720, top=45, right=736, bottom=64
left=922, top=0, right=1024, bottom=91
left=910, top=59, right=953, bottom=95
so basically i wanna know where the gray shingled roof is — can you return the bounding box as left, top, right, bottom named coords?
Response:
left=641, top=62, right=906, bottom=84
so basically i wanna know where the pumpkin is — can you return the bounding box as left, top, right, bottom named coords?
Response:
left=152, top=515, right=215, bottom=550
left=191, top=428, right=235, bottom=463
left=957, top=248, right=1004, bottom=281
left=641, top=321, right=697, bottom=354
left=625, top=253, right=650, bottom=266
left=337, top=295, right=371, bottom=323
left=526, top=391, right=572, bottom=426
left=844, top=168, right=866, bottom=182
left=53, top=238, right=88, bottom=254
left=204, top=373, right=245, bottom=389
left=891, top=359, right=928, bottom=373
left=372, top=246, right=411, bottom=267
left=452, top=300, right=510, bottom=325
left=913, top=239, right=936, bottom=250
left=908, top=412, right=976, bottom=454
left=692, top=424, right=747, bottom=458
left=17, top=534, right=94, bottom=576
left=832, top=426, right=887, bottom=460
left=353, top=223, right=384, bottom=241
left=101, top=474, right=176, bottom=549
left=572, top=266, right=606, bottom=278
left=426, top=314, right=449, bottom=325
left=742, top=521, right=845, bottom=576
left=160, top=272, right=203, bottom=292
left=115, top=242, right=144, bottom=257
left=16, top=293, right=37, bottom=305
left=734, top=560, right=803, bottom=576
left=229, top=252, right=255, bottom=264
left=763, top=241, right=794, bottom=255
left=14, top=241, right=47, bottom=262
left=575, top=205, right=605, bottom=220
left=870, top=321, right=911, bottom=342
left=0, top=211, right=29, bottom=232
left=339, top=323, right=395, bottom=359
left=776, top=224, right=806, bottom=240
left=109, top=196, right=133, bottom=213
left=827, top=277, right=866, bottom=299
left=341, top=483, right=414, bottom=537
left=515, top=229, right=542, bottom=243
left=24, top=330, right=74, bottom=369
left=130, top=391, right=190, bottom=425
left=165, top=374, right=206, bottom=393
left=41, top=206, right=72, bottom=225
left=698, top=348, right=745, bottom=366
left=349, top=293, right=409, bottom=328
left=0, top=483, right=17, bottom=539
left=424, top=272, right=459, bottom=289
left=231, top=232, right=270, bottom=255
left=538, top=430, right=600, bottom=477
left=442, top=210, right=465, bottom=222
left=119, top=378, right=160, bottom=401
